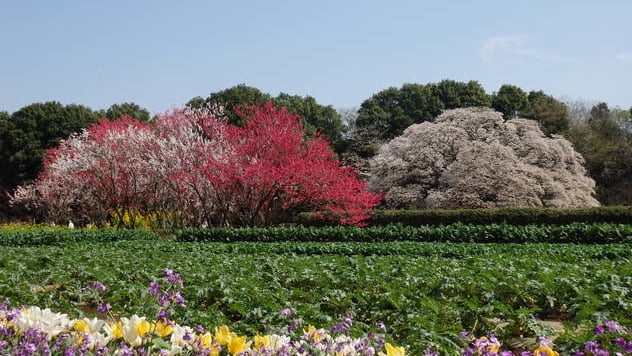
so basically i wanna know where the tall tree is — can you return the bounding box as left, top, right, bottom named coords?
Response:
left=105, top=102, right=151, bottom=122
left=564, top=102, right=632, bottom=205
left=187, top=84, right=272, bottom=126
left=0, top=111, right=10, bottom=218
left=369, top=107, right=598, bottom=209
left=611, top=107, right=632, bottom=135
left=274, top=93, right=346, bottom=148
left=188, top=85, right=346, bottom=150
left=492, top=84, right=529, bottom=118
left=355, top=84, right=443, bottom=141
left=431, top=80, right=491, bottom=109
left=1, top=102, right=100, bottom=189
left=523, top=91, right=569, bottom=135
left=0, top=111, right=9, bottom=166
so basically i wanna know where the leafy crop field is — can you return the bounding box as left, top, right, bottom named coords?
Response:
left=1, top=240, right=631, bottom=354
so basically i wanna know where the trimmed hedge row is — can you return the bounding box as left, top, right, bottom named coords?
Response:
left=154, top=240, right=632, bottom=257
left=0, top=228, right=159, bottom=246
left=175, top=223, right=632, bottom=244
left=298, top=206, right=632, bottom=226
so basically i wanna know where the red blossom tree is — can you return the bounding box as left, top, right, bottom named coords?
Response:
left=10, top=104, right=380, bottom=227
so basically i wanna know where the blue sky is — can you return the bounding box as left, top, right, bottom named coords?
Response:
left=1, top=1, right=631, bottom=115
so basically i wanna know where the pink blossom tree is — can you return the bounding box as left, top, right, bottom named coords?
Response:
left=11, top=104, right=380, bottom=227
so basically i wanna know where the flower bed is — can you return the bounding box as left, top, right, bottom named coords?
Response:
left=1, top=269, right=407, bottom=355
left=1, top=304, right=403, bottom=355
left=4, top=304, right=632, bottom=355
left=3, top=269, right=632, bottom=355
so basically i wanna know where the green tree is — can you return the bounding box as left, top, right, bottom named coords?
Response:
left=611, top=107, right=632, bottom=135
left=105, top=102, right=151, bottom=122
left=0, top=111, right=8, bottom=161
left=188, top=85, right=346, bottom=150
left=1, top=102, right=100, bottom=189
left=274, top=93, right=345, bottom=148
left=187, top=84, right=272, bottom=126
left=355, top=83, right=443, bottom=140
left=431, top=79, right=491, bottom=109
left=523, top=91, right=569, bottom=135
left=565, top=102, right=632, bottom=205
left=0, top=111, right=10, bottom=219
left=492, top=84, right=529, bottom=118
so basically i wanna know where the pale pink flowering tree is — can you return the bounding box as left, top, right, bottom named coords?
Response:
left=147, top=106, right=234, bottom=227
left=12, top=117, right=160, bottom=226
left=369, top=107, right=600, bottom=209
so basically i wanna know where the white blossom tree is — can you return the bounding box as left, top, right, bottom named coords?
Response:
left=369, top=107, right=599, bottom=209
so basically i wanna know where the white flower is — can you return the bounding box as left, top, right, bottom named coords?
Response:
left=170, top=324, right=195, bottom=350
left=13, top=306, right=71, bottom=339
left=73, top=317, right=110, bottom=349
left=121, top=315, right=151, bottom=347
left=268, top=334, right=292, bottom=351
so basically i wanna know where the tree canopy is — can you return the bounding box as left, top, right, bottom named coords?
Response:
left=274, top=93, right=346, bottom=148
left=11, top=104, right=380, bottom=227
left=564, top=102, right=632, bottom=205
left=523, top=91, right=569, bottom=135
left=188, top=85, right=345, bottom=149
left=343, top=80, right=492, bottom=171
left=0, top=102, right=100, bottom=189
left=355, top=84, right=443, bottom=141
left=491, top=84, right=529, bottom=119
left=430, top=80, right=491, bottom=109
left=104, top=102, right=151, bottom=122
left=369, top=108, right=598, bottom=209
left=187, top=84, right=272, bottom=126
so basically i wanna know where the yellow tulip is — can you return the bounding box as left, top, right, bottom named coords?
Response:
left=228, top=334, right=251, bottom=355
left=154, top=321, right=173, bottom=338
left=214, top=325, right=233, bottom=346
left=106, top=321, right=123, bottom=340
left=136, top=319, right=151, bottom=337
left=533, top=345, right=559, bottom=356
left=74, top=333, right=86, bottom=347
left=73, top=319, right=89, bottom=333
left=254, top=333, right=270, bottom=350
left=305, top=324, right=321, bottom=342
left=197, top=332, right=214, bottom=349
left=122, top=315, right=152, bottom=347
left=385, top=342, right=406, bottom=356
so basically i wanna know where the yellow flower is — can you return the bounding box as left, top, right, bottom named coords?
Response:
left=197, top=332, right=213, bottom=349
left=214, top=325, right=232, bottom=345
left=122, top=315, right=152, bottom=347
left=154, top=321, right=173, bottom=338
left=228, top=334, right=251, bottom=355
left=254, top=333, right=270, bottom=350
left=74, top=332, right=85, bottom=346
left=534, top=345, right=559, bottom=356
left=106, top=321, right=123, bottom=340
left=73, top=319, right=89, bottom=333
left=384, top=342, right=406, bottom=356
left=137, top=319, right=151, bottom=337
left=305, top=324, right=321, bottom=342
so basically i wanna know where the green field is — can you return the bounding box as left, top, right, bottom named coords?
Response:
left=1, top=238, right=631, bottom=354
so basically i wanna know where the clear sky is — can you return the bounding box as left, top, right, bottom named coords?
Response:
left=1, top=0, right=631, bottom=115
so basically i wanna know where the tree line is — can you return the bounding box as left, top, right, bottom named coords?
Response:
left=1, top=81, right=631, bottom=220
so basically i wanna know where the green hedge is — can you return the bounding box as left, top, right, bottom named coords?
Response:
left=175, top=223, right=632, bottom=244
left=298, top=206, right=632, bottom=226
left=0, top=228, right=159, bottom=246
